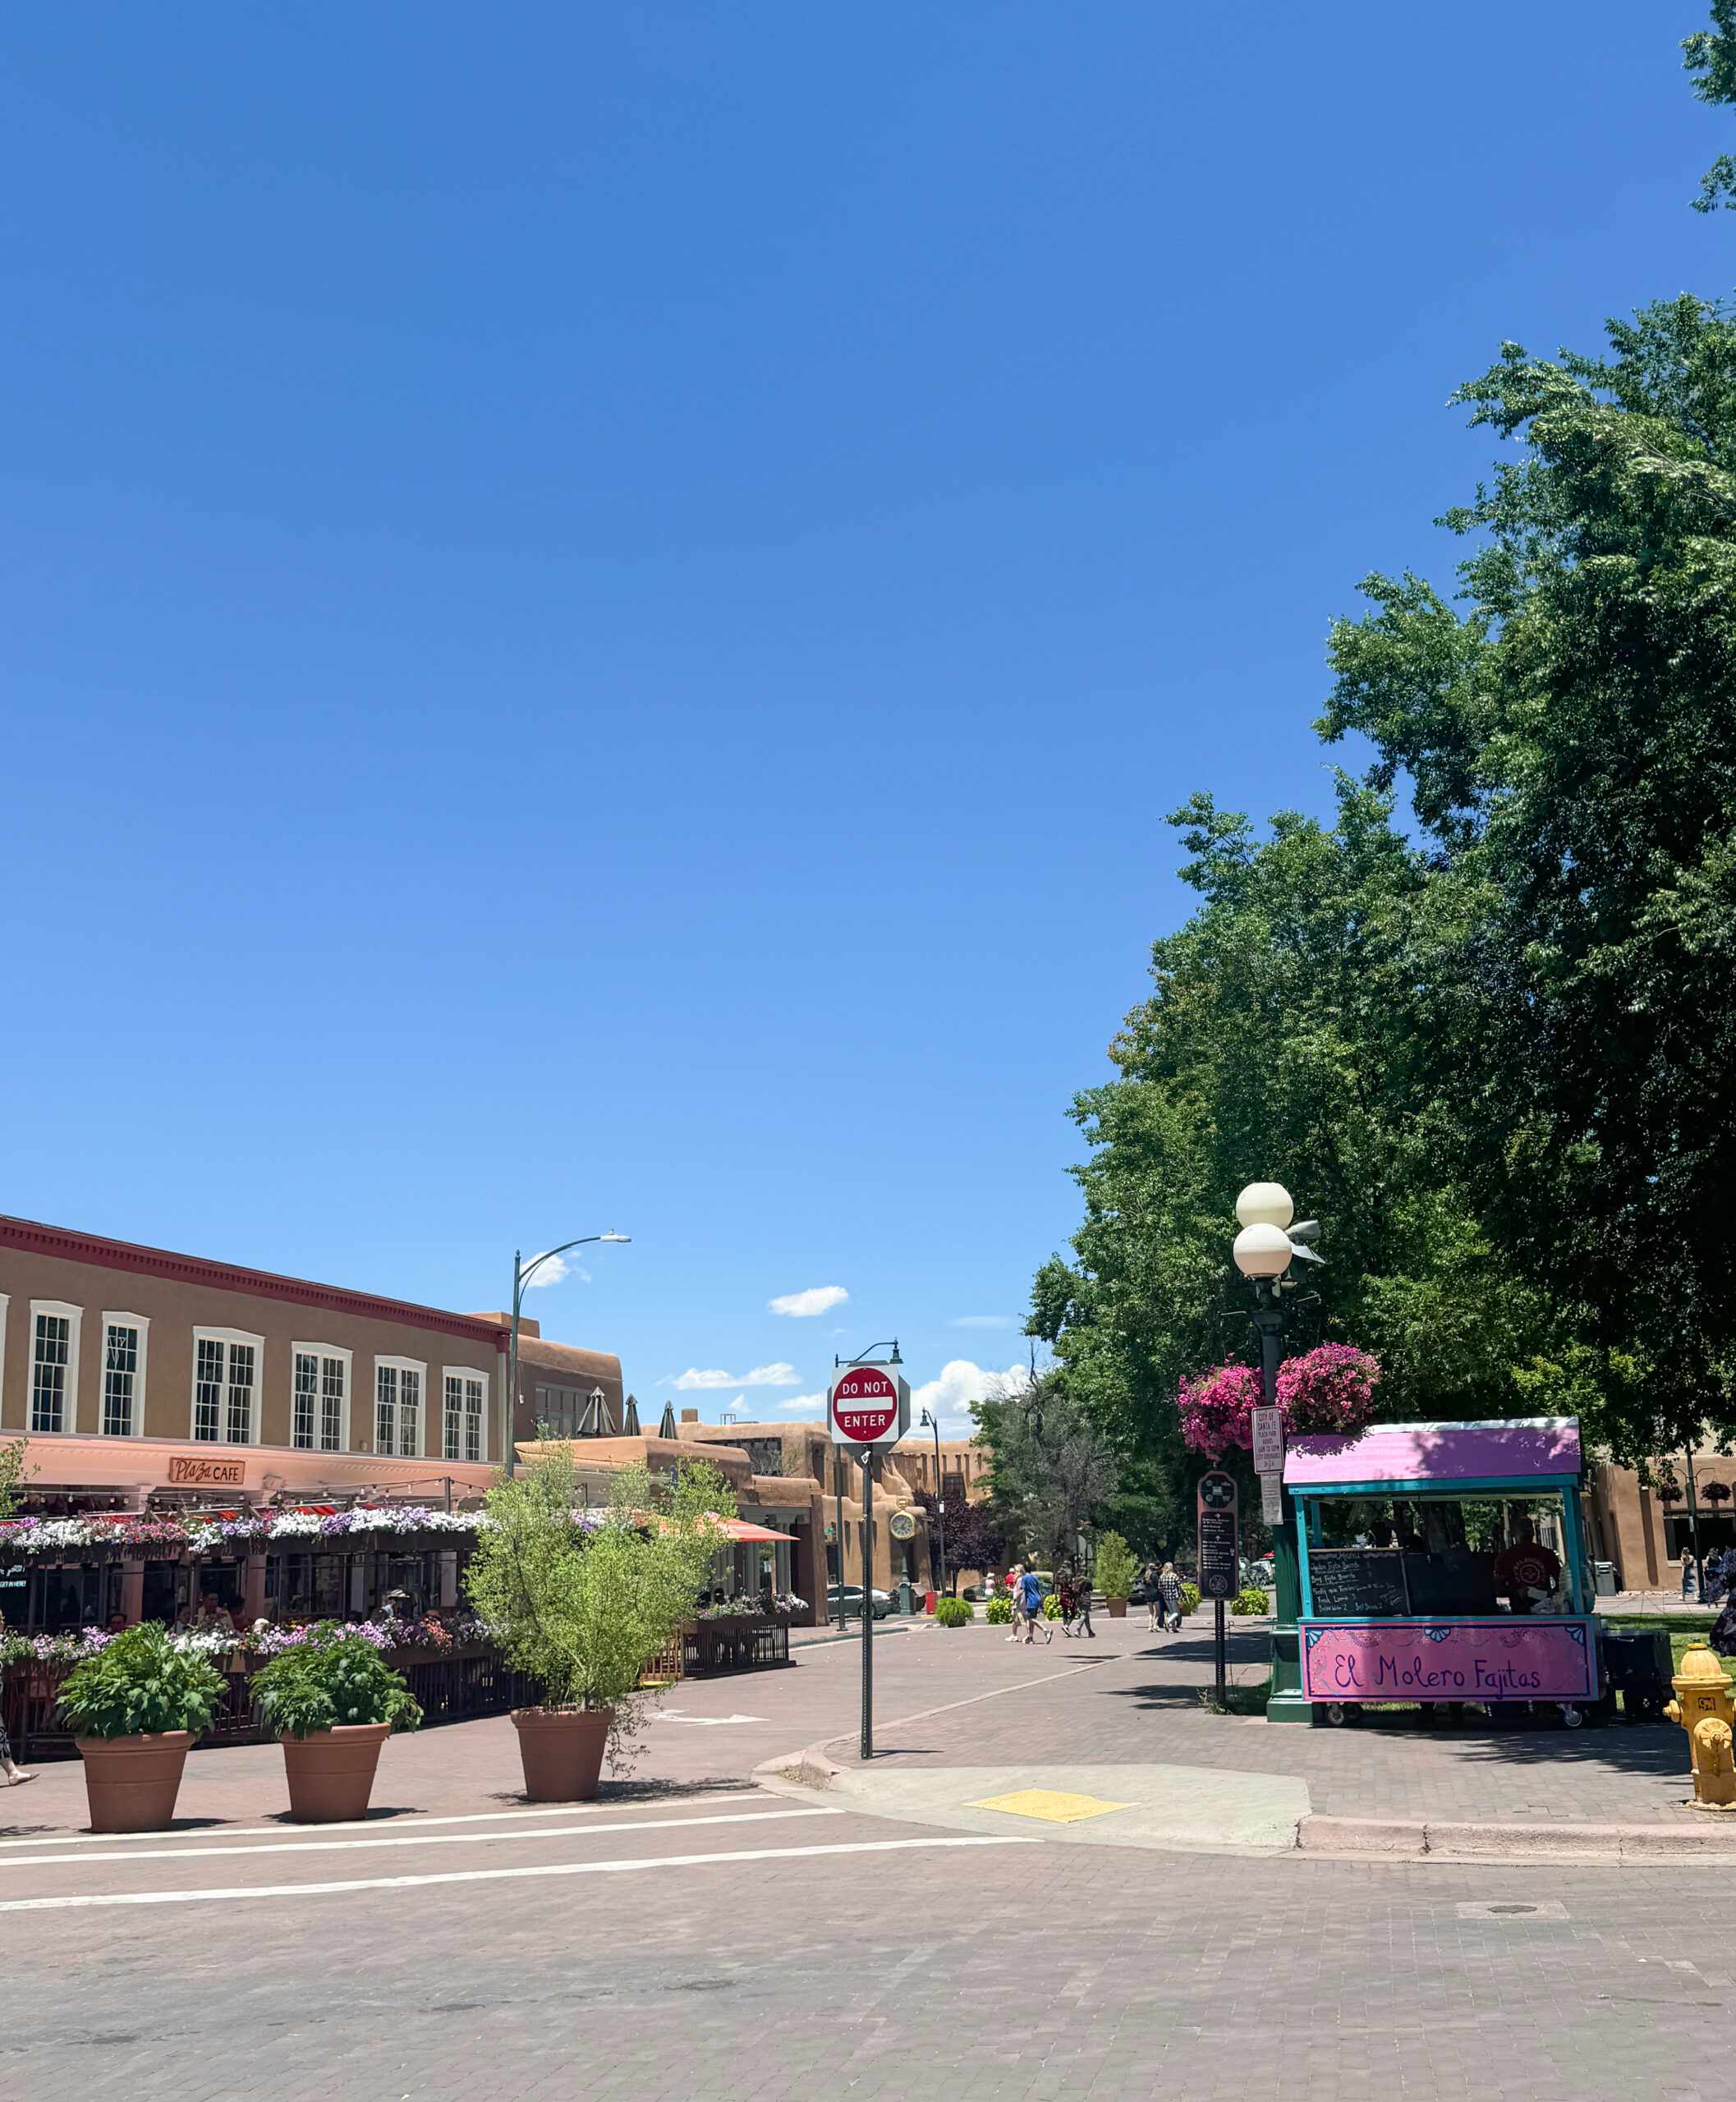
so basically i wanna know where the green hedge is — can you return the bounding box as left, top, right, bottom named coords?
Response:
left=935, top=1597, right=973, bottom=1627
left=984, top=1596, right=1013, bottom=1624
left=1232, top=1586, right=1270, bottom=1616
left=1178, top=1581, right=1200, bottom=1616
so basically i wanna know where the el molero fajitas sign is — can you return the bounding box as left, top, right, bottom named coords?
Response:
left=827, top=1362, right=911, bottom=1449
left=1300, top=1619, right=1597, bottom=1702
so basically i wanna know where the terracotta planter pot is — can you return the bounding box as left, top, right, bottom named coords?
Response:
left=76, top=1732, right=192, bottom=1834
left=1106, top=1598, right=1128, bottom=1618
left=512, top=1706, right=614, bottom=1801
left=280, top=1723, right=391, bottom=1823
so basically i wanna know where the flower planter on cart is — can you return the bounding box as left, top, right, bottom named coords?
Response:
left=512, top=1706, right=613, bottom=1801
left=280, top=1722, right=392, bottom=1822
left=76, top=1731, right=193, bottom=1833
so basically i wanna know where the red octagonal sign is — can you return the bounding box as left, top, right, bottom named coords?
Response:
left=829, top=1364, right=904, bottom=1447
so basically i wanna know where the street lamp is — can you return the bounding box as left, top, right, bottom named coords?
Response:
left=919, top=1406, right=946, bottom=1599
left=1231, top=1180, right=1316, bottom=1724
left=504, top=1233, right=631, bottom=1477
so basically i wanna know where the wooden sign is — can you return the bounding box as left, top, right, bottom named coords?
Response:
left=168, top=1454, right=246, bottom=1486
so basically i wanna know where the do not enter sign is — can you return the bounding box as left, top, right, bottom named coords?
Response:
left=828, top=1362, right=911, bottom=1448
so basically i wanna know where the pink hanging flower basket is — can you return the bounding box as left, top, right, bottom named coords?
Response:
left=1275, top=1344, right=1380, bottom=1439
left=1178, top=1345, right=1380, bottom=1456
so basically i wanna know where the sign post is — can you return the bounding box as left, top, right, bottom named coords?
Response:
left=1197, top=1471, right=1239, bottom=1705
left=1252, top=1405, right=1285, bottom=1528
left=828, top=1353, right=911, bottom=1761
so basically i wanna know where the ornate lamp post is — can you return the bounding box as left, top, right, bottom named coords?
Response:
left=1232, top=1181, right=1317, bottom=1724
left=919, top=1406, right=946, bottom=1599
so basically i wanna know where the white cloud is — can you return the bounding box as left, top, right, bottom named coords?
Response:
left=526, top=1252, right=590, bottom=1287
left=769, top=1285, right=849, bottom=1318
left=775, top=1393, right=826, bottom=1414
left=669, top=1362, right=801, bottom=1391
left=950, top=1315, right=1018, bottom=1329
left=911, top=1359, right=1030, bottom=1439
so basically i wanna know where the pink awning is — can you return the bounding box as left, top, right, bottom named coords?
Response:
left=714, top=1518, right=796, bottom=1543
left=1283, top=1416, right=1582, bottom=1489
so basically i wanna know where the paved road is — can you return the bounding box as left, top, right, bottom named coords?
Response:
left=1, top=1617, right=1721, bottom=2101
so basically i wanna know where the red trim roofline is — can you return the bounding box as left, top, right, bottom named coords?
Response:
left=0, top=1215, right=508, bottom=1352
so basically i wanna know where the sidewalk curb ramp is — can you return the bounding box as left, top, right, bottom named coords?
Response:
left=1297, top=1813, right=1736, bottom=1862
left=752, top=1746, right=841, bottom=1793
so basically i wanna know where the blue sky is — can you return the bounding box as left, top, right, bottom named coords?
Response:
left=2, top=4, right=1729, bottom=1434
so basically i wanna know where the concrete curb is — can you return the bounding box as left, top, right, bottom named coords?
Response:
left=1297, top=1812, right=1736, bottom=1862
left=751, top=1745, right=841, bottom=1794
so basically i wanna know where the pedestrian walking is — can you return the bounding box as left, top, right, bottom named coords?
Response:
left=1055, top=1567, right=1077, bottom=1637
left=1142, top=1557, right=1163, bottom=1633
left=1075, top=1568, right=1095, bottom=1639
left=1019, top=1566, right=1049, bottom=1645
left=1157, top=1561, right=1183, bottom=1635
left=1005, top=1563, right=1026, bottom=1642
left=0, top=1610, right=34, bottom=1786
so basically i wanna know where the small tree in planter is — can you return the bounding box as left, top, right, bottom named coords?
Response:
left=58, top=1622, right=226, bottom=1833
left=252, top=1632, right=422, bottom=1823
left=1095, top=1532, right=1137, bottom=1617
left=466, top=1445, right=731, bottom=1801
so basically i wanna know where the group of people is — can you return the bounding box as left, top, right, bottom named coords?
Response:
left=997, top=1558, right=1187, bottom=1642
left=1143, top=1558, right=1184, bottom=1635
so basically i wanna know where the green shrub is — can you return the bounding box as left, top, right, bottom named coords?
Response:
left=58, top=1622, right=226, bottom=1740
left=1041, top=1593, right=1063, bottom=1620
left=1178, top=1581, right=1201, bottom=1616
left=1232, top=1586, right=1270, bottom=1616
left=1095, top=1532, right=1137, bottom=1600
left=252, top=1635, right=422, bottom=1739
left=935, top=1597, right=973, bottom=1627
left=467, top=1445, right=732, bottom=1721
left=984, top=1595, right=1014, bottom=1624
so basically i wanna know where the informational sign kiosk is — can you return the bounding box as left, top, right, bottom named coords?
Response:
left=1286, top=1416, right=1603, bottom=1723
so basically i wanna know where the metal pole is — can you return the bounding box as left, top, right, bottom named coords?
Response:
left=505, top=1251, right=523, bottom=1480
left=834, top=1447, right=847, bottom=1628
left=1215, top=1596, right=1227, bottom=1703
left=861, top=1449, right=875, bottom=1759
left=1688, top=1448, right=1704, bottom=1601
left=930, top=1412, right=947, bottom=1599
left=1255, top=1282, right=1307, bottom=1721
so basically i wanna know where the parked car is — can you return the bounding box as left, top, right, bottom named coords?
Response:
left=827, top=1585, right=893, bottom=1622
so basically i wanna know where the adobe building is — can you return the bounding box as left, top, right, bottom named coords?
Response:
left=466, top=1312, right=632, bottom=1447
left=0, top=1215, right=615, bottom=1512
left=1588, top=1449, right=1736, bottom=1590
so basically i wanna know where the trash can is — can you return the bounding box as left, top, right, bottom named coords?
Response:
left=1601, top=1627, right=1672, bottom=1723
left=923, top=1590, right=938, bottom=1615
left=1594, top=1561, right=1619, bottom=1596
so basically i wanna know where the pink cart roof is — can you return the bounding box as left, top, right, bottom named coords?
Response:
left=1283, top=1416, right=1582, bottom=1489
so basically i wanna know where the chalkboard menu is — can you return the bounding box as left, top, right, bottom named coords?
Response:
left=1307, top=1549, right=1410, bottom=1618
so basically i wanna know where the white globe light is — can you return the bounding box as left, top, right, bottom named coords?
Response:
left=1233, top=1221, right=1294, bottom=1278
left=1236, top=1181, right=1293, bottom=1230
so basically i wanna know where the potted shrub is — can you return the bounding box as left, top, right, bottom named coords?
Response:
left=58, top=1622, right=226, bottom=1833
left=252, top=1631, right=421, bottom=1822
left=1095, top=1533, right=1137, bottom=1618
left=466, top=1445, right=731, bottom=1801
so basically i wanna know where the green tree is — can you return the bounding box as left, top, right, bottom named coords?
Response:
left=973, top=1372, right=1119, bottom=1567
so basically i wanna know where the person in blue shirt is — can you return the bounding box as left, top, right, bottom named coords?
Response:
left=1019, top=1567, right=1049, bottom=1645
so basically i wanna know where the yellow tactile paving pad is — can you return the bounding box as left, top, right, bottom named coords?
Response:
left=966, top=1788, right=1130, bottom=1824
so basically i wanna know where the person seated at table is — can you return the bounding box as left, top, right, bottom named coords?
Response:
left=193, top=1590, right=237, bottom=1632
left=1492, top=1519, right=1562, bottom=1615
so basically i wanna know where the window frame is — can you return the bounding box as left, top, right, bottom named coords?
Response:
left=442, top=1365, right=489, bottom=1464
left=291, top=1342, right=353, bottom=1453
left=99, top=1311, right=150, bottom=1438
left=374, top=1356, right=427, bottom=1459
left=190, top=1326, right=264, bottom=1445
left=28, top=1300, right=83, bottom=1435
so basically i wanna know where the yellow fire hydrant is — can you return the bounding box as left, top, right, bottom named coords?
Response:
left=1665, top=1641, right=1736, bottom=1806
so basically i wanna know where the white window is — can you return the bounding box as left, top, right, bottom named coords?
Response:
left=292, top=1344, right=351, bottom=1453
left=100, top=1314, right=149, bottom=1438
left=29, top=1301, right=82, bottom=1434
left=443, top=1367, right=488, bottom=1462
left=375, top=1358, right=425, bottom=1457
left=191, top=1329, right=263, bottom=1443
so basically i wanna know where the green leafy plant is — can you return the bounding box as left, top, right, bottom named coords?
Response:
left=1095, top=1532, right=1137, bottom=1600
left=935, top=1596, right=973, bottom=1627
left=1178, top=1581, right=1201, bottom=1616
left=251, top=1634, right=422, bottom=1739
left=466, top=1445, right=731, bottom=1736
left=984, top=1595, right=1014, bottom=1624
left=57, top=1622, right=226, bottom=1740
left=0, top=1434, right=31, bottom=1521
left=1232, top=1586, right=1270, bottom=1616
left=1041, top=1593, right=1063, bottom=1620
